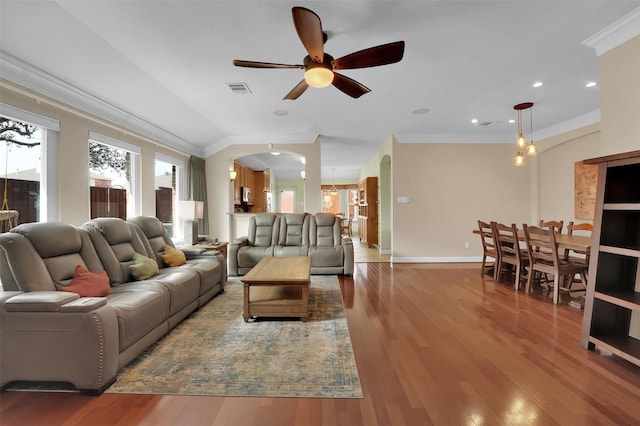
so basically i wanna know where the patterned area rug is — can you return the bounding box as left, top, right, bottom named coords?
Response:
left=105, top=275, right=362, bottom=398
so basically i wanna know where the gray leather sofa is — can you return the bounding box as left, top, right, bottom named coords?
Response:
left=229, top=213, right=354, bottom=276
left=0, top=217, right=225, bottom=394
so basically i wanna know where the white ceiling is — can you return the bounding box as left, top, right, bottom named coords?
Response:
left=1, top=1, right=639, bottom=180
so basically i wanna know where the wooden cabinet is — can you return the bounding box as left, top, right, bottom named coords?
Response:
left=233, top=161, right=268, bottom=212
left=252, top=171, right=266, bottom=213
left=581, top=150, right=640, bottom=367
left=357, top=177, right=378, bottom=247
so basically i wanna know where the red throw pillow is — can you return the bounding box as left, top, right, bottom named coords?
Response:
left=61, top=265, right=111, bottom=297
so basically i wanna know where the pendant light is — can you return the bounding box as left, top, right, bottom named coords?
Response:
left=329, top=168, right=338, bottom=195
left=526, top=106, right=538, bottom=156
left=513, top=102, right=536, bottom=167
left=513, top=151, right=525, bottom=167
left=514, top=102, right=533, bottom=149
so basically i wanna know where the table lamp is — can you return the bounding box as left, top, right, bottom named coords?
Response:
left=178, top=200, right=204, bottom=245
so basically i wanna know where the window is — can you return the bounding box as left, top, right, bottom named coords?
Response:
left=155, top=154, right=184, bottom=238
left=0, top=104, right=59, bottom=229
left=88, top=132, right=140, bottom=219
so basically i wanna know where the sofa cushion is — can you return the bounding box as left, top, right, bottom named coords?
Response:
left=161, top=245, right=186, bottom=267
left=238, top=246, right=273, bottom=268
left=108, top=283, right=170, bottom=351
left=60, top=265, right=112, bottom=297
left=248, top=213, right=279, bottom=247
left=129, top=252, right=159, bottom=280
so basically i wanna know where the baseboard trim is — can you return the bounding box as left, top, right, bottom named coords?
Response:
left=391, top=256, right=482, bottom=263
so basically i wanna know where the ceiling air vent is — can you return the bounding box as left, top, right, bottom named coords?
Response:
left=478, top=121, right=495, bottom=126
left=227, top=82, right=252, bottom=94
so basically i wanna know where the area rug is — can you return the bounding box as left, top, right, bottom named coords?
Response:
left=105, top=275, right=362, bottom=398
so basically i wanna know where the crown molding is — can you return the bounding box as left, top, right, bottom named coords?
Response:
left=395, top=109, right=601, bottom=144
left=0, top=51, right=203, bottom=157
left=534, top=109, right=601, bottom=141
left=583, top=7, right=640, bottom=56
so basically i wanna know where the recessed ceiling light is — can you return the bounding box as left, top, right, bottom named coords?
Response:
left=508, top=119, right=516, bottom=124
left=471, top=118, right=478, bottom=124
left=412, top=108, right=430, bottom=115
left=533, top=81, right=543, bottom=88
left=585, top=81, right=598, bottom=88
left=273, top=109, right=289, bottom=116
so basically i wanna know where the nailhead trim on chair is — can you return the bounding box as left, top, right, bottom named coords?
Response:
left=91, top=312, right=105, bottom=387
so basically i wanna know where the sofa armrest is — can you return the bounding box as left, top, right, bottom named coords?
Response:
left=342, top=237, right=354, bottom=276
left=4, top=291, right=80, bottom=312
left=232, top=236, right=248, bottom=245
left=1, top=291, right=119, bottom=394
left=180, top=247, right=206, bottom=258
left=228, top=238, right=248, bottom=277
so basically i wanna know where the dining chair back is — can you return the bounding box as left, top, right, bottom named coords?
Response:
left=340, top=216, right=353, bottom=238
left=522, top=224, right=588, bottom=304
left=477, top=220, right=498, bottom=279
left=492, top=222, right=529, bottom=290
left=565, top=221, right=593, bottom=261
left=538, top=219, right=564, bottom=234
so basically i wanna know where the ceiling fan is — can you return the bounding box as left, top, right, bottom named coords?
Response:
left=232, top=6, right=405, bottom=100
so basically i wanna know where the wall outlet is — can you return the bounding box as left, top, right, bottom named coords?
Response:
left=464, top=242, right=470, bottom=249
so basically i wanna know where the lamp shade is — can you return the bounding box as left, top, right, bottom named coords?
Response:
left=178, top=200, right=204, bottom=220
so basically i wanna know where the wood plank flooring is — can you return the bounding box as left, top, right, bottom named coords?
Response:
left=3, top=262, right=640, bottom=425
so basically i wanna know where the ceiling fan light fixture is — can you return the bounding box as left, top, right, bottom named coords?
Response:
left=303, top=55, right=334, bottom=88
left=304, top=67, right=334, bottom=88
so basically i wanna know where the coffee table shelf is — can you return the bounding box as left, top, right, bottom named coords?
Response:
left=241, top=256, right=311, bottom=322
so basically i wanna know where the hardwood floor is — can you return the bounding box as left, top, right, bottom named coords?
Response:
left=3, top=262, right=640, bottom=425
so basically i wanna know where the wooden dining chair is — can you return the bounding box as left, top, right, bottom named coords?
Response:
left=522, top=224, right=588, bottom=304
left=340, top=216, right=353, bottom=238
left=563, top=221, right=593, bottom=291
left=564, top=221, right=593, bottom=263
left=538, top=219, right=564, bottom=234
left=477, top=220, right=498, bottom=279
left=492, top=222, right=529, bottom=290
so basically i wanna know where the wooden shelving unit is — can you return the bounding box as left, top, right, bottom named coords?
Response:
left=581, top=150, right=640, bottom=367
left=357, top=176, right=378, bottom=247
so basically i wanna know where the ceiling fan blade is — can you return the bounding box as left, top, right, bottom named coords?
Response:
left=332, top=41, right=405, bottom=70
left=332, top=73, right=371, bottom=99
left=283, top=80, right=309, bottom=100
left=292, top=7, right=324, bottom=63
left=233, top=60, right=303, bottom=69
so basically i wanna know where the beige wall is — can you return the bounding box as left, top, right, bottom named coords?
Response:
left=391, top=143, right=530, bottom=261
left=599, top=36, right=640, bottom=156
left=1, top=81, right=189, bottom=226
left=536, top=126, right=601, bottom=225
left=359, top=151, right=381, bottom=180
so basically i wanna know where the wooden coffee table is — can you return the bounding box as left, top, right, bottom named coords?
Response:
left=241, top=256, right=311, bottom=322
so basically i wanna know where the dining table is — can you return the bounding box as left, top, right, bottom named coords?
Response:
left=472, top=228, right=592, bottom=253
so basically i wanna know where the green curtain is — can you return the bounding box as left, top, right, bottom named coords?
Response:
left=188, top=155, right=208, bottom=235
